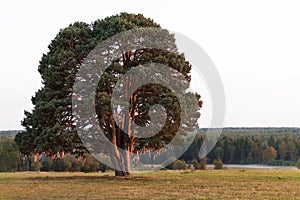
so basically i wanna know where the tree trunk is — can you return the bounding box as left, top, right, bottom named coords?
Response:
left=112, top=148, right=132, bottom=176
left=115, top=169, right=131, bottom=176
left=111, top=115, right=132, bottom=176
left=112, top=51, right=135, bottom=177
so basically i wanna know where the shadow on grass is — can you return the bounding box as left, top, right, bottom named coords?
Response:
left=24, top=175, right=159, bottom=182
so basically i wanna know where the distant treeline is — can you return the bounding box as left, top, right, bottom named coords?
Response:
left=0, top=130, right=20, bottom=137
left=181, top=128, right=300, bottom=166
left=0, top=137, right=109, bottom=172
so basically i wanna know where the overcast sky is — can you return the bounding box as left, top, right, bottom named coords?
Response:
left=1, top=0, right=300, bottom=130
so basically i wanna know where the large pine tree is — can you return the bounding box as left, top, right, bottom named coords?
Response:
left=15, top=13, right=202, bottom=176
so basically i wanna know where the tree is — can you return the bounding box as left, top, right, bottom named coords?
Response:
left=246, top=152, right=254, bottom=164
left=214, top=146, right=224, bottom=160
left=16, top=13, right=202, bottom=176
left=296, top=158, right=300, bottom=169
left=172, top=160, right=187, bottom=170
left=191, top=159, right=200, bottom=170
left=268, top=136, right=276, bottom=148
left=278, top=139, right=288, bottom=160
left=227, top=145, right=235, bottom=163
left=0, top=137, right=20, bottom=172
left=15, top=21, right=95, bottom=155
left=199, top=157, right=207, bottom=170
left=262, top=146, right=277, bottom=163
left=287, top=141, right=298, bottom=161
left=249, top=140, right=259, bottom=163
left=213, top=159, right=223, bottom=170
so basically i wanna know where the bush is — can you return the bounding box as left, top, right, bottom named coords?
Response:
left=40, top=154, right=108, bottom=173
left=70, top=160, right=82, bottom=172
left=191, top=159, right=200, bottom=170
left=63, top=154, right=82, bottom=172
left=164, top=157, right=178, bottom=170
left=81, top=154, right=100, bottom=172
left=213, top=159, right=224, bottom=170
left=172, top=160, right=187, bottom=170
left=41, top=157, right=53, bottom=171
left=32, top=161, right=42, bottom=172
left=199, top=157, right=207, bottom=170
left=52, top=158, right=71, bottom=172
left=297, top=158, right=300, bottom=169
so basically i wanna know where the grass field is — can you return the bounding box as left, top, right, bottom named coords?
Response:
left=0, top=170, right=300, bottom=199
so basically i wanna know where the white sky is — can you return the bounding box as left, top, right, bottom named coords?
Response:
left=1, top=0, right=300, bottom=130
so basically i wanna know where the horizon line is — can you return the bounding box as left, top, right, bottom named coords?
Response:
left=1, top=126, right=300, bottom=132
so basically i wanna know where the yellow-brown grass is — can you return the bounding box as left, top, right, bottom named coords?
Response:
left=0, top=170, right=300, bottom=199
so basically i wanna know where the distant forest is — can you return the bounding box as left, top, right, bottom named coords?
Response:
left=181, top=127, right=300, bottom=166
left=0, top=130, right=20, bottom=137
left=1, top=128, right=300, bottom=172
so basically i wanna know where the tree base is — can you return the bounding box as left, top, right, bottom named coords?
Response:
left=115, top=170, right=131, bottom=176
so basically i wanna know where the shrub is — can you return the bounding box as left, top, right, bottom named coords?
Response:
left=191, top=159, right=200, bottom=170
left=41, top=157, right=53, bottom=171
left=32, top=161, right=42, bottom=172
left=172, top=160, right=187, bottom=170
left=99, top=160, right=110, bottom=172
left=81, top=154, right=100, bottom=172
left=70, top=160, right=82, bottom=172
left=52, top=158, right=71, bottom=172
left=213, top=159, right=224, bottom=170
left=297, top=158, right=300, bottom=169
left=199, top=157, right=207, bottom=170
left=164, top=157, right=177, bottom=169
left=63, top=154, right=82, bottom=172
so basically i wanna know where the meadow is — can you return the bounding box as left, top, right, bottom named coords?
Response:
left=0, top=170, right=300, bottom=199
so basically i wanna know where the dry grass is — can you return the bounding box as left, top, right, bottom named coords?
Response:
left=0, top=170, right=300, bottom=199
